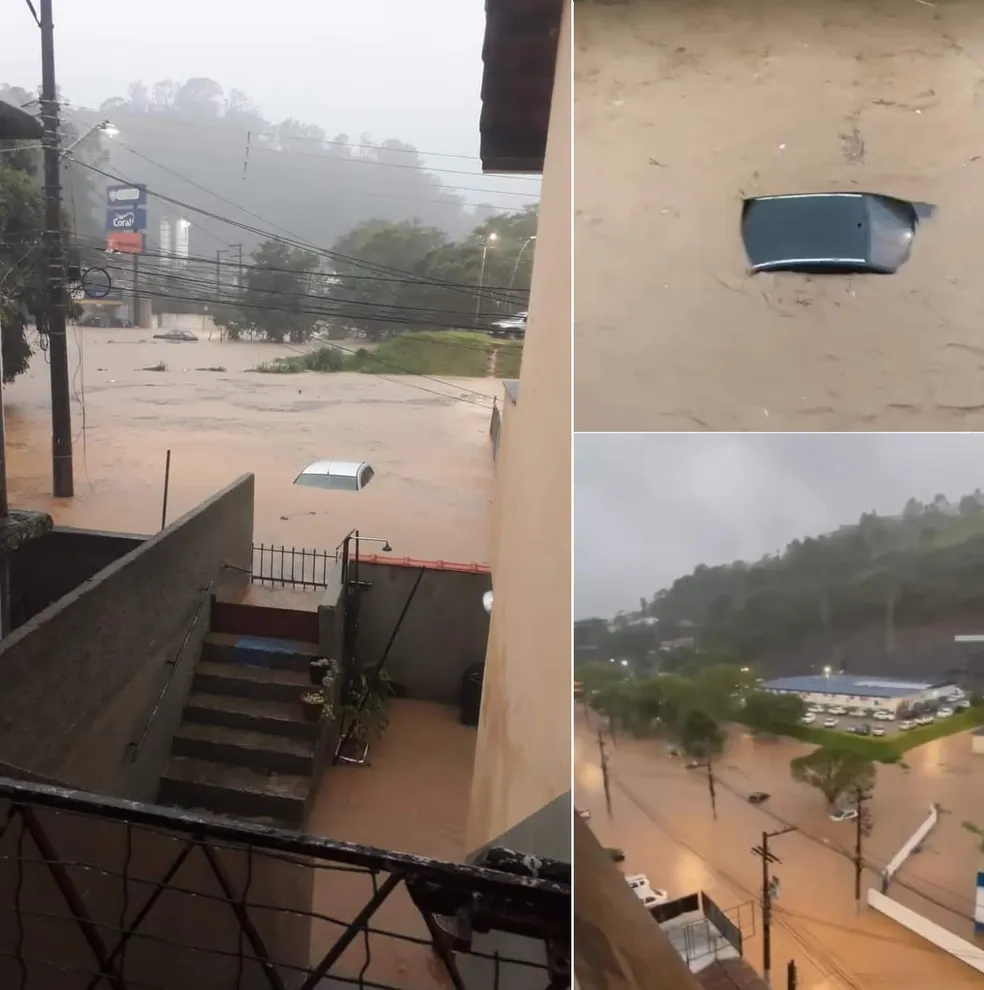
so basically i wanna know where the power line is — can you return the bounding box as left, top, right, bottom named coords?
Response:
left=65, top=157, right=526, bottom=306
left=111, top=138, right=540, bottom=205
left=62, top=104, right=487, bottom=162
left=67, top=233, right=530, bottom=296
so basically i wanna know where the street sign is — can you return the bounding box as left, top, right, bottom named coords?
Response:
left=106, top=231, right=144, bottom=255
left=106, top=184, right=147, bottom=207
left=106, top=206, right=147, bottom=232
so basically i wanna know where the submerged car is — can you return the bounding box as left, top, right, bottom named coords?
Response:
left=153, top=329, right=198, bottom=342
left=829, top=808, right=859, bottom=823
left=741, top=192, right=932, bottom=275
left=748, top=792, right=770, bottom=805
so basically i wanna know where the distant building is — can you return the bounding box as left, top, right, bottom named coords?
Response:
left=762, top=674, right=957, bottom=714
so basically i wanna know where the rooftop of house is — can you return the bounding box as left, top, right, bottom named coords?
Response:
left=480, top=0, right=563, bottom=172
left=763, top=674, right=944, bottom=698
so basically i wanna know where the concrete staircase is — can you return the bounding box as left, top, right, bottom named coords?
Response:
left=158, top=623, right=324, bottom=828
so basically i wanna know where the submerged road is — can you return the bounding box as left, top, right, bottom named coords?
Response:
left=573, top=711, right=984, bottom=989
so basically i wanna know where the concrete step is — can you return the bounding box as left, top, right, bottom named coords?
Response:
left=184, top=691, right=319, bottom=741
left=201, top=632, right=320, bottom=673
left=158, top=756, right=309, bottom=827
left=171, top=722, right=316, bottom=776
left=193, top=660, right=311, bottom=704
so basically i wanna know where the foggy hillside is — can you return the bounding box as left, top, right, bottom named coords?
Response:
left=5, top=77, right=538, bottom=260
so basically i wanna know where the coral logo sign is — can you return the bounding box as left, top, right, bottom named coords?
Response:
left=106, top=184, right=146, bottom=206
left=106, top=206, right=147, bottom=233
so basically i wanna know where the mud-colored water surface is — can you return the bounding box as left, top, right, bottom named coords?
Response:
left=575, top=709, right=984, bottom=990
left=4, top=328, right=498, bottom=563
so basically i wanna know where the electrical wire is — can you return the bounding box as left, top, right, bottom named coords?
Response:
left=64, top=156, right=526, bottom=306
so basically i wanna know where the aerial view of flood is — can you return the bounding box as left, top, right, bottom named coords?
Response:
left=4, top=329, right=499, bottom=563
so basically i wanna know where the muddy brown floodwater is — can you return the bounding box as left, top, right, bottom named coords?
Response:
left=4, top=328, right=499, bottom=563
left=574, top=708, right=984, bottom=990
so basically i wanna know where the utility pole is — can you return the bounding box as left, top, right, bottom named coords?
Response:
left=215, top=249, right=224, bottom=295
left=705, top=758, right=718, bottom=820
left=131, top=252, right=141, bottom=327
left=854, top=786, right=873, bottom=906
left=598, top=729, right=612, bottom=816
left=786, top=960, right=797, bottom=990
left=39, top=0, right=74, bottom=497
left=751, top=826, right=795, bottom=985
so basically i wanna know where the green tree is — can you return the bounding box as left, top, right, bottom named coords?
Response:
left=741, top=691, right=806, bottom=734
left=0, top=158, right=42, bottom=381
left=790, top=747, right=875, bottom=808
left=676, top=707, right=725, bottom=759
left=328, top=207, right=537, bottom=339
left=213, top=240, right=322, bottom=342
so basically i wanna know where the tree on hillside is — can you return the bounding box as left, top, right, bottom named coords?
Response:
left=790, top=748, right=875, bottom=808
left=212, top=240, right=322, bottom=342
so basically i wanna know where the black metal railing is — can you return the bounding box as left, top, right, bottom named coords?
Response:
left=0, top=776, right=570, bottom=990
left=250, top=543, right=337, bottom=589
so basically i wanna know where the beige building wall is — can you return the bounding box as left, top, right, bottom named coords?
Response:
left=467, top=2, right=572, bottom=851
left=575, top=0, right=984, bottom=431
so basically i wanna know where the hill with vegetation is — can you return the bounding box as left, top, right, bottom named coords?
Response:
left=577, top=491, right=984, bottom=667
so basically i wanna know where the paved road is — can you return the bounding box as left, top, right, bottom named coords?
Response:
left=574, top=711, right=984, bottom=989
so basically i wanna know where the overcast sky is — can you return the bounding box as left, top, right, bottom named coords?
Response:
left=0, top=0, right=499, bottom=165
left=574, top=433, right=984, bottom=619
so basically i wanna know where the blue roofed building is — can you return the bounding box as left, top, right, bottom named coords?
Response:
left=761, top=673, right=957, bottom=714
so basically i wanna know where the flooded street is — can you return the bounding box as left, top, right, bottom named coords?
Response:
left=574, top=709, right=984, bottom=989
left=4, top=327, right=498, bottom=563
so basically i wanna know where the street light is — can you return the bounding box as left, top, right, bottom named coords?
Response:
left=822, top=665, right=832, bottom=677
left=473, top=232, right=498, bottom=329
left=508, top=234, right=536, bottom=291
left=60, top=119, right=117, bottom=158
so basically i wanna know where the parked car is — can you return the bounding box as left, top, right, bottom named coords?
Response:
left=871, top=726, right=886, bottom=736
left=488, top=311, right=527, bottom=339
left=917, top=715, right=933, bottom=726
left=748, top=792, right=770, bottom=805
left=851, top=724, right=871, bottom=736
left=850, top=708, right=867, bottom=718
left=801, top=713, right=816, bottom=724
left=937, top=707, right=954, bottom=718
left=829, top=808, right=859, bottom=823
left=958, top=699, right=971, bottom=710
left=153, top=329, right=198, bottom=342
left=823, top=717, right=838, bottom=728
left=808, top=705, right=824, bottom=714
left=899, top=720, right=914, bottom=731
left=829, top=706, right=847, bottom=716
left=625, top=874, right=668, bottom=909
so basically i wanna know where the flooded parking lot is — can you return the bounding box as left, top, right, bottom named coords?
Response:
left=3, top=327, right=498, bottom=563
left=575, top=708, right=984, bottom=989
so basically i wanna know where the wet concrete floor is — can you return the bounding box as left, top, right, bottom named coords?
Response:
left=4, top=328, right=498, bottom=563
left=306, top=699, right=475, bottom=988
left=574, top=708, right=984, bottom=989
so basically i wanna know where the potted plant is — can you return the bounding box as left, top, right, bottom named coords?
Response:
left=301, top=690, right=324, bottom=722
left=340, top=669, right=394, bottom=746
left=309, top=657, right=338, bottom=686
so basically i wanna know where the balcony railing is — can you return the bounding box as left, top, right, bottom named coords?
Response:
left=250, top=543, right=337, bottom=589
left=0, top=776, right=570, bottom=990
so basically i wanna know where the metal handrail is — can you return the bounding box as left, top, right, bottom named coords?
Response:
left=125, top=581, right=213, bottom=763
left=0, top=774, right=569, bottom=906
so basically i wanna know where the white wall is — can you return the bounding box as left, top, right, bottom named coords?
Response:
left=883, top=804, right=938, bottom=885
left=868, top=889, right=984, bottom=975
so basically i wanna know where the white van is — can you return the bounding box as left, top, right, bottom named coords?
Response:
left=625, top=874, right=669, bottom=909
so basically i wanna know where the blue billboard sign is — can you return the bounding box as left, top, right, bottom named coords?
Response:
left=106, top=206, right=147, bottom=232
left=106, top=183, right=147, bottom=208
